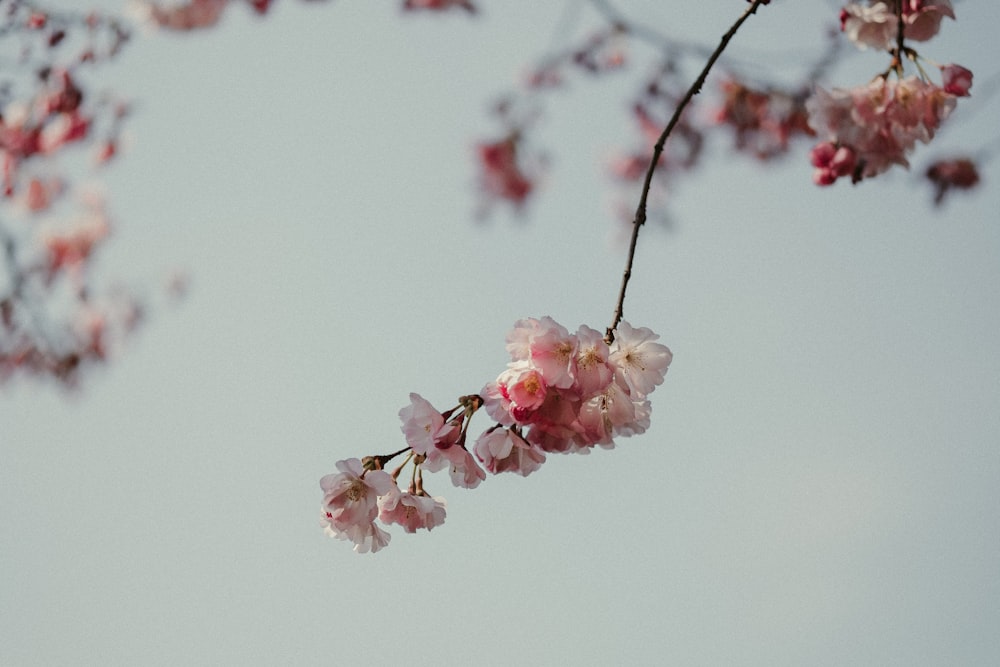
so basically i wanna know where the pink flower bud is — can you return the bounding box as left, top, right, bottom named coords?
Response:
left=940, top=64, right=973, bottom=97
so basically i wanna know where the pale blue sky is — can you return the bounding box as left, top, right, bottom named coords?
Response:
left=2, top=1, right=998, bottom=665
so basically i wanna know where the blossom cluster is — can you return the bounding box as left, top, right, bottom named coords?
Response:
left=320, top=317, right=672, bottom=553
left=925, top=157, right=979, bottom=206
left=482, top=318, right=672, bottom=454
left=130, top=0, right=337, bottom=31
left=0, top=4, right=142, bottom=387
left=713, top=79, right=813, bottom=161
left=130, top=0, right=465, bottom=32
left=806, top=73, right=966, bottom=185
left=804, top=0, right=972, bottom=186
left=840, top=0, right=954, bottom=51
left=476, top=136, right=535, bottom=210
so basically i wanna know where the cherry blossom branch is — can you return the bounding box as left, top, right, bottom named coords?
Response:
left=890, top=0, right=907, bottom=75
left=894, top=1, right=905, bottom=51
left=605, top=0, right=769, bottom=343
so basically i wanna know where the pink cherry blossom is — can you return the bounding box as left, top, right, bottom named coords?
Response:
left=26, top=12, right=47, bottom=29
left=839, top=0, right=955, bottom=50
left=323, top=520, right=391, bottom=554
left=442, top=444, right=486, bottom=489
left=578, top=380, right=650, bottom=447
left=490, top=363, right=549, bottom=423
left=714, top=78, right=813, bottom=160
left=809, top=141, right=857, bottom=185
left=476, top=136, right=534, bottom=207
left=93, top=140, right=118, bottom=166
left=615, top=395, right=651, bottom=438
left=474, top=427, right=546, bottom=476
left=502, top=316, right=578, bottom=389
left=609, top=321, right=672, bottom=398
left=525, top=427, right=577, bottom=454
left=39, top=112, right=90, bottom=154
left=504, top=317, right=541, bottom=361
left=20, top=176, right=64, bottom=213
left=481, top=379, right=515, bottom=426
left=410, top=413, right=486, bottom=489
left=418, top=416, right=463, bottom=472
left=42, top=214, right=110, bottom=275
left=320, top=458, right=396, bottom=552
left=378, top=488, right=447, bottom=533
left=320, top=458, right=395, bottom=524
left=324, top=317, right=671, bottom=552
left=901, top=0, right=954, bottom=42
left=0, top=105, right=42, bottom=169
left=133, top=0, right=228, bottom=31
left=249, top=0, right=273, bottom=14
left=503, top=365, right=549, bottom=412
left=940, top=64, right=972, bottom=97
left=399, top=392, right=445, bottom=455
left=523, top=389, right=584, bottom=452
left=806, top=76, right=958, bottom=184
left=487, top=317, right=668, bottom=452
left=572, top=325, right=614, bottom=398
left=840, top=2, right=896, bottom=51
left=527, top=317, right=577, bottom=389
left=39, top=70, right=82, bottom=116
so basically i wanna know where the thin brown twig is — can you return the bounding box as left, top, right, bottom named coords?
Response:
left=893, top=0, right=906, bottom=73
left=605, top=0, right=770, bottom=343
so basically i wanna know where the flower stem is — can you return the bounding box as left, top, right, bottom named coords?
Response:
left=605, top=0, right=770, bottom=343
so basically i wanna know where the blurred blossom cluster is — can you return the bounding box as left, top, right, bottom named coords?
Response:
left=0, top=3, right=137, bottom=386
left=807, top=0, right=974, bottom=186
left=839, top=0, right=954, bottom=51
left=807, top=73, right=964, bottom=185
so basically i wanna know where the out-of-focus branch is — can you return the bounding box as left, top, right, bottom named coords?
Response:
left=606, top=0, right=770, bottom=343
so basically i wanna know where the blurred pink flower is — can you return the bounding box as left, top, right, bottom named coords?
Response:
left=940, top=64, right=972, bottom=97
left=476, top=137, right=534, bottom=207
left=926, top=157, right=979, bottom=205
left=840, top=0, right=954, bottom=50
left=806, top=76, right=958, bottom=184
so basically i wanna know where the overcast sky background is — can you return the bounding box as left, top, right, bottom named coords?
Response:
left=2, top=1, right=999, bottom=665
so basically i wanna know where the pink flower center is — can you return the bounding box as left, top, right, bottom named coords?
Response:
left=347, top=481, right=365, bottom=502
